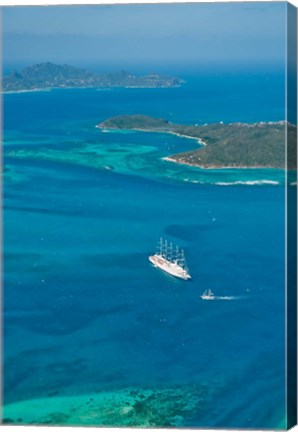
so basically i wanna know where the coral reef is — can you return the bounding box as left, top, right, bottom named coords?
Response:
left=3, top=384, right=208, bottom=427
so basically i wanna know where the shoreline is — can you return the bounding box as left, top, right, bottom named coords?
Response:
left=96, top=125, right=206, bottom=147
left=162, top=156, right=284, bottom=170
left=167, top=130, right=207, bottom=146
left=96, top=124, right=286, bottom=172
left=3, top=84, right=181, bottom=95
left=2, top=88, right=53, bottom=95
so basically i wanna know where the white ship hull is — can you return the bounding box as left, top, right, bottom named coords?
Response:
left=200, top=295, right=215, bottom=300
left=149, top=254, right=191, bottom=280
left=200, top=290, right=215, bottom=300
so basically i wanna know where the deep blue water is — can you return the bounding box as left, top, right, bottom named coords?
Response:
left=4, top=70, right=285, bottom=131
left=3, top=72, right=287, bottom=428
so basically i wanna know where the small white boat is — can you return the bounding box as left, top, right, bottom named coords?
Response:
left=200, top=289, right=215, bottom=300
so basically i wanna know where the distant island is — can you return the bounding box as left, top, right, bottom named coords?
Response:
left=99, top=115, right=296, bottom=169
left=2, top=62, right=184, bottom=92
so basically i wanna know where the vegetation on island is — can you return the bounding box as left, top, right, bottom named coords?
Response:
left=99, top=115, right=296, bottom=169
left=100, top=115, right=172, bottom=131
left=3, top=63, right=184, bottom=92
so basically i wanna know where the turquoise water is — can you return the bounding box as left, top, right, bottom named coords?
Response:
left=3, top=72, right=287, bottom=428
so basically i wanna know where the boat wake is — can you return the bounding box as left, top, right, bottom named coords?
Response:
left=200, top=290, right=242, bottom=300
left=212, top=295, right=241, bottom=300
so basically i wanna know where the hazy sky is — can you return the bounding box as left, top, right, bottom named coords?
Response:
left=2, top=2, right=286, bottom=72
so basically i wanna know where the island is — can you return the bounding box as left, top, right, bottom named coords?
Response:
left=98, top=114, right=297, bottom=169
left=2, top=62, right=184, bottom=93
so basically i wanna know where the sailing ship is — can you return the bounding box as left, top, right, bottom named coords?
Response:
left=149, top=238, right=191, bottom=280
left=200, top=289, right=215, bottom=300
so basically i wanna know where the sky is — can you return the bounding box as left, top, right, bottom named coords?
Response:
left=2, top=2, right=286, bottom=73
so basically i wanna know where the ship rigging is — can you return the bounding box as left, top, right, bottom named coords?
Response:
left=149, top=238, right=191, bottom=280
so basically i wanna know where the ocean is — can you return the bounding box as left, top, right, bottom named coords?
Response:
left=3, top=70, right=287, bottom=428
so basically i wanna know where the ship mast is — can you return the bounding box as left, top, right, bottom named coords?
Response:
left=168, top=242, right=173, bottom=262
left=180, top=249, right=185, bottom=268
left=180, top=249, right=189, bottom=271
left=157, top=237, right=163, bottom=256
left=175, top=245, right=179, bottom=263
left=164, top=239, right=168, bottom=259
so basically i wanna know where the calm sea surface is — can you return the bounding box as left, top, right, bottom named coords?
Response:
left=3, top=71, right=287, bottom=428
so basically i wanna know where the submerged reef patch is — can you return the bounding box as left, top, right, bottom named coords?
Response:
left=3, top=384, right=209, bottom=427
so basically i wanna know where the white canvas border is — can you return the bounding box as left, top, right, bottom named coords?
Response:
left=1, top=1, right=297, bottom=432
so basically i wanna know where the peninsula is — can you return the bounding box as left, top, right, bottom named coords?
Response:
left=98, top=115, right=296, bottom=169
left=2, top=62, right=184, bottom=92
